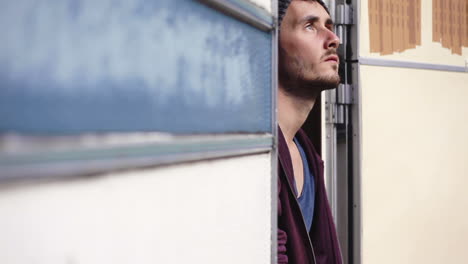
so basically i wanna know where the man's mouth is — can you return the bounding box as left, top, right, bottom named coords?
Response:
left=324, top=55, right=339, bottom=63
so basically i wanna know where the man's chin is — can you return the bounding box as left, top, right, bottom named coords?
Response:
left=305, top=74, right=340, bottom=91
left=283, top=76, right=340, bottom=100
left=321, top=80, right=340, bottom=91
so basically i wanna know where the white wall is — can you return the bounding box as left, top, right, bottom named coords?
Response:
left=360, top=65, right=468, bottom=264
left=0, top=153, right=272, bottom=264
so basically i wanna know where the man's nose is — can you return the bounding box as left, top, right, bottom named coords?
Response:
left=325, top=30, right=340, bottom=49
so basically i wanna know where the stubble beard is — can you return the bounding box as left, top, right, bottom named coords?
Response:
left=278, top=48, right=341, bottom=100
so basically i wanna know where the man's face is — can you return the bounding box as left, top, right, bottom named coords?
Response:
left=279, top=0, right=340, bottom=98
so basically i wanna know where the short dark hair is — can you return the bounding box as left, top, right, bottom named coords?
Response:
left=278, top=0, right=330, bottom=27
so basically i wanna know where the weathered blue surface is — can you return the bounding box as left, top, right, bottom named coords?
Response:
left=0, top=0, right=272, bottom=134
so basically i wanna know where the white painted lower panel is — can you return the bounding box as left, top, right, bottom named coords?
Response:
left=0, top=153, right=272, bottom=264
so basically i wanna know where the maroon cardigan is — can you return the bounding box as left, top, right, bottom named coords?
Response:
left=278, top=127, right=342, bottom=264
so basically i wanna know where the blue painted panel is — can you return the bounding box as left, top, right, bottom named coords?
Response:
left=0, top=0, right=272, bottom=134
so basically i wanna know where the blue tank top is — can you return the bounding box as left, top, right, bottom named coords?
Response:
left=293, top=137, right=316, bottom=233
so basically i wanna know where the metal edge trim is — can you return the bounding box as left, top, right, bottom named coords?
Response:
left=197, top=0, right=274, bottom=31
left=354, top=0, right=361, bottom=61
left=359, top=57, right=467, bottom=73
left=0, top=148, right=271, bottom=182
left=351, top=1, right=362, bottom=263
left=0, top=135, right=273, bottom=182
left=1, top=136, right=272, bottom=165
left=270, top=0, right=278, bottom=262
left=353, top=58, right=362, bottom=264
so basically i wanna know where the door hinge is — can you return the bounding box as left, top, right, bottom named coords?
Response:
left=334, top=4, right=353, bottom=46
left=337, top=83, right=353, bottom=105
left=326, top=84, right=353, bottom=125
left=335, top=4, right=354, bottom=25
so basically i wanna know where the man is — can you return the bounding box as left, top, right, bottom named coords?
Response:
left=277, top=0, right=342, bottom=263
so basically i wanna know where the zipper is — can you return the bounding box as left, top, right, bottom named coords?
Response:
left=278, top=156, right=317, bottom=264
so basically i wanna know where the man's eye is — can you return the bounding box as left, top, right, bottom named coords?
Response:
left=305, top=24, right=315, bottom=30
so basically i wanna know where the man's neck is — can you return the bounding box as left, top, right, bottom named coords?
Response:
left=278, top=87, right=317, bottom=145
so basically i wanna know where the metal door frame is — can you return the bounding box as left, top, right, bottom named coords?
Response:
left=323, top=0, right=361, bottom=263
